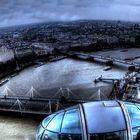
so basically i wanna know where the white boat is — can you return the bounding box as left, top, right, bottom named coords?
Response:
left=0, top=79, right=9, bottom=86
left=103, top=66, right=112, bottom=71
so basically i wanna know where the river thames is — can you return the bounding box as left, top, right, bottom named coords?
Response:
left=0, top=48, right=140, bottom=139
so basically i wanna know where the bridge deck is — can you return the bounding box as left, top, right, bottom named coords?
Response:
left=0, top=96, right=87, bottom=115
left=63, top=51, right=140, bottom=68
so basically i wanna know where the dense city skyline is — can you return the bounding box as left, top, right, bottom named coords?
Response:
left=0, top=0, right=140, bottom=27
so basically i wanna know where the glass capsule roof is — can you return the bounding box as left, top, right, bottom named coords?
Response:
left=42, top=106, right=81, bottom=134
left=36, top=100, right=140, bottom=140
left=124, top=102, right=140, bottom=128
left=83, top=101, right=126, bottom=133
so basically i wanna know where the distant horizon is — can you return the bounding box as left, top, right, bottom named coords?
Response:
left=0, top=0, right=140, bottom=28
left=1, top=18, right=140, bottom=29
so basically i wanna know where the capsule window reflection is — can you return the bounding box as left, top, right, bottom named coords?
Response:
left=36, top=100, right=140, bottom=140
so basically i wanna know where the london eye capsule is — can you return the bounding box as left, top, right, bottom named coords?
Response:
left=36, top=100, right=140, bottom=140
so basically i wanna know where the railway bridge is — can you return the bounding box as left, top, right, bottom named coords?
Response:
left=62, top=51, right=140, bottom=70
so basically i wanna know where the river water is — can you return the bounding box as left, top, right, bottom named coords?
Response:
left=1, top=48, right=139, bottom=140
left=0, top=114, right=41, bottom=140
left=0, top=58, right=126, bottom=100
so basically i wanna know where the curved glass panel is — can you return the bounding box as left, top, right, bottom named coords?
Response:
left=132, top=127, right=140, bottom=140
left=125, top=103, right=140, bottom=128
left=47, top=112, right=64, bottom=132
left=61, top=134, right=82, bottom=140
left=135, top=103, right=140, bottom=110
left=90, top=130, right=126, bottom=140
left=42, top=113, right=56, bottom=128
left=36, top=124, right=45, bottom=140
left=42, top=130, right=59, bottom=140
left=61, top=109, right=81, bottom=134
left=83, top=101, right=126, bottom=133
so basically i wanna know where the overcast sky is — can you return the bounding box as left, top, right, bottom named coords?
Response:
left=0, top=0, right=140, bottom=27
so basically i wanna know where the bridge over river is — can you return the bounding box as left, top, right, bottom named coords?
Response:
left=1, top=48, right=140, bottom=115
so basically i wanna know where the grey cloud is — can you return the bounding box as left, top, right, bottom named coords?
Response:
left=0, top=0, right=140, bottom=27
